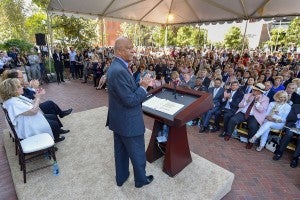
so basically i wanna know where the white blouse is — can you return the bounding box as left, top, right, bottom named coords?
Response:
left=3, top=96, right=53, bottom=139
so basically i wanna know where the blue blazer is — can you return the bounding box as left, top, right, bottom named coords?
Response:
left=106, top=58, right=147, bottom=137
left=208, top=87, right=224, bottom=108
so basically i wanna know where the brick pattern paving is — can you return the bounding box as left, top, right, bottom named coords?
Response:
left=0, top=80, right=299, bottom=199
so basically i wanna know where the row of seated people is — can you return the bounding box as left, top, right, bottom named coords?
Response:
left=198, top=80, right=300, bottom=168
left=0, top=69, right=73, bottom=145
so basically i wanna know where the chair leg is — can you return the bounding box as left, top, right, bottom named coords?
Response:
left=19, top=154, right=22, bottom=171
left=15, top=143, right=18, bottom=156
left=50, top=147, right=57, bottom=162
left=19, top=153, right=26, bottom=183
left=23, top=162, right=26, bottom=183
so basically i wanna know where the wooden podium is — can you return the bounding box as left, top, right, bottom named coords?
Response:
left=142, top=84, right=213, bottom=177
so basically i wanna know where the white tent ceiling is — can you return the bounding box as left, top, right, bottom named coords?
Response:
left=48, top=0, right=300, bottom=25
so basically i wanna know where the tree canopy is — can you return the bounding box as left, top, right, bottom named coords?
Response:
left=224, top=26, right=245, bottom=50
left=0, top=0, right=299, bottom=51
left=119, top=24, right=207, bottom=48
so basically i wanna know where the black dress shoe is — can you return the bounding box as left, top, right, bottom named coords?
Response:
left=290, top=158, right=298, bottom=168
left=59, top=108, right=73, bottom=118
left=135, top=175, right=154, bottom=188
left=81, top=81, right=87, bottom=84
left=117, top=172, right=130, bottom=187
left=219, top=132, right=226, bottom=137
left=273, top=154, right=282, bottom=161
left=211, top=127, right=220, bottom=132
left=199, top=126, right=207, bottom=133
left=55, top=136, right=65, bottom=143
left=191, top=120, right=198, bottom=126
left=54, top=146, right=58, bottom=151
left=60, top=129, right=70, bottom=134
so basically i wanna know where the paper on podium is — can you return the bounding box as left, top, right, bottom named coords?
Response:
left=142, top=96, right=184, bottom=115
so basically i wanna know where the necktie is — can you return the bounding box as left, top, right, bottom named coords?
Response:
left=246, top=86, right=250, bottom=94
left=244, top=99, right=255, bottom=119
left=128, top=65, right=133, bottom=75
left=213, top=88, right=218, bottom=98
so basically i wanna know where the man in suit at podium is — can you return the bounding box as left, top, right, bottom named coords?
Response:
left=106, top=36, right=154, bottom=188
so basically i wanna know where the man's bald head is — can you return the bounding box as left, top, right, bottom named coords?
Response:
left=114, top=37, right=134, bottom=62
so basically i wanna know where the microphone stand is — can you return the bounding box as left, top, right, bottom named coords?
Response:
left=173, top=80, right=178, bottom=99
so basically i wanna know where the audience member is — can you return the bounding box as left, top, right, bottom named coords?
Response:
left=0, top=78, right=65, bottom=142
left=273, top=104, right=300, bottom=168
left=218, top=81, right=244, bottom=136
left=223, top=83, right=269, bottom=149
left=264, top=81, right=275, bottom=102
left=249, top=91, right=291, bottom=151
left=199, top=78, right=224, bottom=132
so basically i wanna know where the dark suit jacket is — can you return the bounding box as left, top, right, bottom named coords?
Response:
left=265, top=77, right=274, bottom=84
left=241, top=85, right=253, bottom=94
left=223, top=89, right=244, bottom=112
left=52, top=52, right=62, bottom=70
left=202, top=77, right=211, bottom=91
left=286, top=104, right=300, bottom=127
left=265, top=89, right=275, bottom=102
left=106, top=57, right=147, bottom=137
left=208, top=87, right=224, bottom=108
left=291, top=92, right=300, bottom=105
left=23, top=88, right=36, bottom=100
left=283, top=78, right=292, bottom=89
left=222, top=73, right=228, bottom=83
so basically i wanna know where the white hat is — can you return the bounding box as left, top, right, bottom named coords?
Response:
left=252, top=83, right=265, bottom=93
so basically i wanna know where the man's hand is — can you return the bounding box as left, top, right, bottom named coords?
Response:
left=223, top=91, right=231, bottom=99
left=35, top=88, right=46, bottom=99
left=140, top=76, right=153, bottom=88
left=29, top=80, right=40, bottom=89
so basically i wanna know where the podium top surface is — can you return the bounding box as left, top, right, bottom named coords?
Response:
left=142, top=88, right=197, bottom=121
left=142, top=84, right=213, bottom=127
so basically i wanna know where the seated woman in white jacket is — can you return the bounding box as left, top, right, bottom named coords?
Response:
left=249, top=90, right=291, bottom=152
left=0, top=78, right=65, bottom=142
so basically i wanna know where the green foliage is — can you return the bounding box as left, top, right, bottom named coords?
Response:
left=176, top=26, right=193, bottom=46
left=190, top=27, right=206, bottom=48
left=52, top=15, right=98, bottom=49
left=266, top=28, right=286, bottom=50
left=119, top=23, right=140, bottom=45
left=31, top=0, right=50, bottom=10
left=3, top=39, right=33, bottom=52
left=285, top=17, right=300, bottom=46
left=224, top=26, right=245, bottom=50
left=152, top=26, right=177, bottom=47
left=120, top=23, right=207, bottom=47
left=0, top=0, right=27, bottom=40
left=25, top=12, right=47, bottom=43
left=212, top=41, right=225, bottom=49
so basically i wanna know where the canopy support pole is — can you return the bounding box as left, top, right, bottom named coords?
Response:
left=164, top=25, right=168, bottom=51
left=101, top=18, right=106, bottom=46
left=275, top=19, right=282, bottom=51
left=46, top=11, right=53, bottom=73
left=242, top=19, right=249, bottom=54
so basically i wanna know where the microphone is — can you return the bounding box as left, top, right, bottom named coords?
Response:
left=173, top=79, right=179, bottom=99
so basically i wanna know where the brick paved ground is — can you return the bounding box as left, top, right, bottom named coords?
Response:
left=0, top=79, right=299, bottom=199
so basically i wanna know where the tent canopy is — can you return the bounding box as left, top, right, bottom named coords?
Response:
left=48, top=0, right=300, bottom=25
